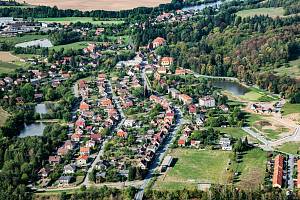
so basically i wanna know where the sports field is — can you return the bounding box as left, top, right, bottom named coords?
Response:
left=18, top=0, right=171, bottom=11
left=36, top=17, right=124, bottom=25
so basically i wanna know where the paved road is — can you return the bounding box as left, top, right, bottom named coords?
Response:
left=73, top=82, right=79, bottom=98
left=135, top=107, right=183, bottom=200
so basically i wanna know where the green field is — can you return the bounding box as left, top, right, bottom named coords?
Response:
left=0, top=107, right=10, bottom=127
left=233, top=148, right=267, bottom=189
left=0, top=34, right=49, bottom=46
left=217, top=127, right=259, bottom=143
left=282, top=103, right=300, bottom=115
left=276, top=142, right=300, bottom=155
left=0, top=60, right=23, bottom=73
left=36, top=17, right=124, bottom=25
left=236, top=7, right=285, bottom=18
left=50, top=41, right=94, bottom=51
left=240, top=87, right=278, bottom=102
left=154, top=149, right=231, bottom=190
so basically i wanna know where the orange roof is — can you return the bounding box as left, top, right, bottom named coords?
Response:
left=178, top=139, right=186, bottom=145
left=272, top=155, right=284, bottom=187
left=297, top=160, right=300, bottom=188
left=77, top=155, right=89, bottom=160
left=80, top=102, right=89, bottom=110
left=180, top=94, right=192, bottom=101
left=117, top=129, right=127, bottom=137
left=80, top=147, right=90, bottom=153
left=153, top=37, right=166, bottom=45
left=161, top=57, right=174, bottom=63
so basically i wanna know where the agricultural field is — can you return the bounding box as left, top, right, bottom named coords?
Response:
left=0, top=107, right=10, bottom=127
left=276, top=142, right=300, bottom=155
left=275, top=59, right=300, bottom=79
left=153, top=149, right=231, bottom=190
left=236, top=7, right=285, bottom=18
left=233, top=148, right=267, bottom=189
left=17, top=0, right=171, bottom=11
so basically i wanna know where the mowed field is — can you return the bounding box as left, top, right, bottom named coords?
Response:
left=0, top=107, right=10, bottom=127
left=154, top=149, right=231, bottom=190
left=36, top=17, right=124, bottom=25
left=236, top=7, right=285, bottom=18
left=17, top=0, right=171, bottom=11
left=0, top=51, right=23, bottom=73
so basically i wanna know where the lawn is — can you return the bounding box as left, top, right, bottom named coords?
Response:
left=35, top=17, right=124, bottom=25
left=50, top=41, right=94, bottom=51
left=0, top=107, right=10, bottom=127
left=236, top=7, right=285, bottom=18
left=0, top=51, right=19, bottom=62
left=275, top=60, right=300, bottom=78
left=153, top=149, right=231, bottom=190
left=282, top=103, right=300, bottom=115
left=233, top=148, right=267, bottom=189
left=0, top=34, right=49, bottom=46
left=276, top=142, right=300, bottom=155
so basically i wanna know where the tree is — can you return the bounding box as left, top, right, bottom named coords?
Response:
left=20, top=83, right=34, bottom=102
left=128, top=166, right=136, bottom=181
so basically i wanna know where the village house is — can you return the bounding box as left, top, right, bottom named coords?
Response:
left=157, top=66, right=167, bottom=74
left=219, top=137, right=232, bottom=151
left=160, top=57, right=174, bottom=67
left=179, top=94, right=193, bottom=105
left=168, top=88, right=180, bottom=99
left=80, top=147, right=90, bottom=156
left=152, top=37, right=166, bottom=49
left=199, top=96, right=215, bottom=108
left=76, top=155, right=89, bottom=167
left=58, top=176, right=73, bottom=186
left=64, top=164, right=76, bottom=174
left=175, top=68, right=186, bottom=75
left=38, top=167, right=50, bottom=178
left=178, top=136, right=187, bottom=146
left=48, top=155, right=61, bottom=165
left=189, top=104, right=197, bottom=114
left=117, top=129, right=128, bottom=138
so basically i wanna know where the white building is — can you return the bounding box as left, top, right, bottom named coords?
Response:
left=199, top=96, right=215, bottom=107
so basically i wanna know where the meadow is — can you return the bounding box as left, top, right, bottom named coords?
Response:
left=236, top=7, right=285, bottom=18
left=0, top=107, right=10, bottom=127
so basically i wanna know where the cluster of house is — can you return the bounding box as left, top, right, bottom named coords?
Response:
left=37, top=74, right=122, bottom=187
left=136, top=95, right=175, bottom=169
left=250, top=101, right=283, bottom=114
left=155, top=10, right=193, bottom=23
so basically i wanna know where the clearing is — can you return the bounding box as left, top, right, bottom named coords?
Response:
left=236, top=7, right=285, bottom=18
left=276, top=142, right=300, bottom=155
left=0, top=51, right=19, bottom=62
left=0, top=61, right=23, bottom=73
left=50, top=41, right=94, bottom=51
left=0, top=34, right=49, bottom=46
left=35, top=17, right=125, bottom=25
left=216, top=127, right=259, bottom=143
left=233, top=148, right=267, bottom=189
left=0, top=107, right=10, bottom=127
left=282, top=103, right=300, bottom=116
left=153, top=149, right=231, bottom=190
left=19, top=0, right=171, bottom=11
left=275, top=59, right=300, bottom=79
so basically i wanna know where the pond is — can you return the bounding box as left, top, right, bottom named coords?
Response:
left=35, top=103, right=48, bottom=114
left=212, top=80, right=248, bottom=96
left=19, top=122, right=47, bottom=138
left=183, top=0, right=223, bottom=11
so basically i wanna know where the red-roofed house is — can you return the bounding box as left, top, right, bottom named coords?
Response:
left=49, top=155, right=61, bottom=165
left=272, top=155, right=284, bottom=188
left=117, top=129, right=128, bottom=138
left=152, top=37, right=166, bottom=48
left=80, top=102, right=90, bottom=111
left=80, top=147, right=90, bottom=156
left=161, top=57, right=174, bottom=67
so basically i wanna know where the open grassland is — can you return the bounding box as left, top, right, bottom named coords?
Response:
left=17, top=0, right=171, bottom=11
left=240, top=87, right=278, bottom=102
left=36, top=17, right=124, bottom=25
left=0, top=108, right=10, bottom=127
left=233, top=148, right=267, bottom=189
left=0, top=34, right=49, bottom=46
left=276, top=142, right=300, bottom=155
left=153, top=149, right=231, bottom=190
left=282, top=103, right=300, bottom=115
left=236, top=7, right=285, bottom=18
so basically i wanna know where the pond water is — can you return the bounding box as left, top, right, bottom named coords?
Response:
left=212, top=80, right=248, bottom=96
left=35, top=103, right=48, bottom=114
left=183, top=0, right=223, bottom=11
left=19, top=122, right=47, bottom=138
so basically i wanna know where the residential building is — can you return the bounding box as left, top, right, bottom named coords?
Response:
left=152, top=37, right=166, bottom=48
left=272, top=155, right=284, bottom=188
left=199, top=96, right=215, bottom=108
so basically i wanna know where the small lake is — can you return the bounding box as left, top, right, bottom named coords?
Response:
left=183, top=0, right=223, bottom=11
left=35, top=103, right=48, bottom=114
left=212, top=80, right=248, bottom=96
left=19, top=122, right=47, bottom=138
